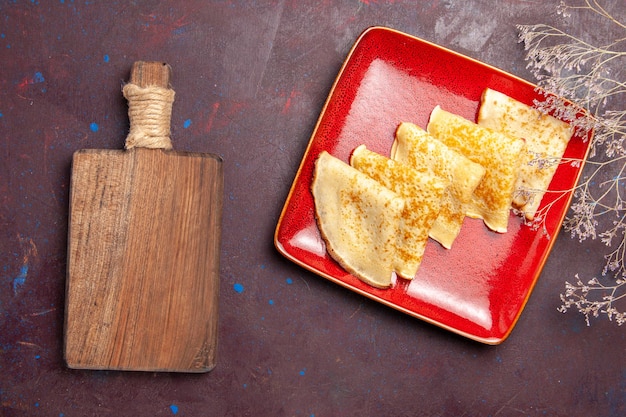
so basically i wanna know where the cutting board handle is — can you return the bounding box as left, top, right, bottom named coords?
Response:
left=123, top=61, right=175, bottom=150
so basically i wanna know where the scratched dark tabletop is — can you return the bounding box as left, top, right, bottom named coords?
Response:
left=1, top=1, right=625, bottom=416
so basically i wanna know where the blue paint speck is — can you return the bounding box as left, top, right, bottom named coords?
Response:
left=233, top=283, right=244, bottom=293
left=35, top=355, right=40, bottom=359
left=268, top=299, right=274, bottom=305
left=0, top=113, right=3, bottom=118
left=286, top=278, right=293, bottom=284
left=33, top=72, right=45, bottom=83
left=169, top=404, right=179, bottom=414
left=103, top=54, right=109, bottom=63
left=90, top=122, right=99, bottom=132
left=34, top=402, right=39, bottom=407
left=299, top=368, right=306, bottom=376
left=13, top=264, right=28, bottom=294
left=183, top=119, right=192, bottom=129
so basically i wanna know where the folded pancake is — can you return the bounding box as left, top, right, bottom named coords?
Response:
left=391, top=122, right=486, bottom=249
left=427, top=106, right=526, bottom=233
left=350, top=145, right=446, bottom=279
left=311, top=151, right=405, bottom=289
left=477, top=88, right=573, bottom=220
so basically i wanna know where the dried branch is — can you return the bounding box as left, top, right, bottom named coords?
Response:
left=518, top=0, right=626, bottom=325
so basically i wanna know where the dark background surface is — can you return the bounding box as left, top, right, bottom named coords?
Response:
left=1, top=1, right=624, bottom=416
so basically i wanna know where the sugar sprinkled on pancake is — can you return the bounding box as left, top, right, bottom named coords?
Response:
left=477, top=88, right=573, bottom=220
left=392, top=122, right=485, bottom=249
left=427, top=106, right=526, bottom=233
left=311, top=151, right=405, bottom=288
left=350, top=145, right=446, bottom=279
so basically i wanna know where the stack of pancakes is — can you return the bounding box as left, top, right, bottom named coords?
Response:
left=311, top=88, right=572, bottom=288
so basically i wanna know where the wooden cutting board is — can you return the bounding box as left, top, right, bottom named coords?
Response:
left=64, top=62, right=223, bottom=372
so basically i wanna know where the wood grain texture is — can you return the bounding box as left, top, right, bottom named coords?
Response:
left=65, top=148, right=223, bottom=372
left=129, top=61, right=172, bottom=88
left=64, top=62, right=223, bottom=372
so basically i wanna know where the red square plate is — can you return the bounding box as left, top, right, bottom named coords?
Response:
left=274, top=26, right=591, bottom=344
